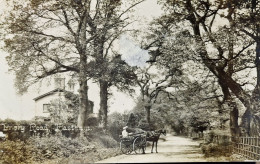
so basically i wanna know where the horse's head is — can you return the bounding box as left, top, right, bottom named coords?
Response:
left=155, top=129, right=166, bottom=136
left=161, top=129, right=166, bottom=136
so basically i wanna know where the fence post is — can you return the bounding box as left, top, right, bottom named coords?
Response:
left=256, top=137, right=260, bottom=160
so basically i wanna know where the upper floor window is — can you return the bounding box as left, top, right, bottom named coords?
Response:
left=54, top=78, right=65, bottom=89
left=43, top=104, right=50, bottom=113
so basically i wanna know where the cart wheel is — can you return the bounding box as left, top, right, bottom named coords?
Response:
left=120, top=140, right=132, bottom=154
left=133, top=136, right=146, bottom=154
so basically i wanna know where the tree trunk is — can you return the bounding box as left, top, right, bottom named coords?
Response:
left=144, top=105, right=151, bottom=125
left=253, top=41, right=260, bottom=99
left=99, top=80, right=108, bottom=129
left=77, top=77, right=89, bottom=129
left=241, top=108, right=252, bottom=136
left=76, top=11, right=89, bottom=130
left=229, top=102, right=240, bottom=140
left=218, top=79, right=240, bottom=139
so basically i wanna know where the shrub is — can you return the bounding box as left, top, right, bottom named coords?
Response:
left=203, top=131, right=215, bottom=144
left=108, top=122, right=123, bottom=142
left=86, top=128, right=118, bottom=148
left=0, top=140, right=34, bottom=164
left=94, top=135, right=118, bottom=148
left=28, top=135, right=94, bottom=162
left=137, top=119, right=150, bottom=131
left=107, top=112, right=129, bottom=141
left=201, top=143, right=232, bottom=157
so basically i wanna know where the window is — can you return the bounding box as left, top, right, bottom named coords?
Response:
left=54, top=78, right=65, bottom=89
left=43, top=104, right=51, bottom=113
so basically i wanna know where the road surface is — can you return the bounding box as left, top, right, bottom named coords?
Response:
left=96, top=133, right=207, bottom=163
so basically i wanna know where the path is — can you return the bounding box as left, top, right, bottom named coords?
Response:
left=96, top=133, right=207, bottom=163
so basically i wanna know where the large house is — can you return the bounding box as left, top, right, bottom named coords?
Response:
left=33, top=78, right=95, bottom=122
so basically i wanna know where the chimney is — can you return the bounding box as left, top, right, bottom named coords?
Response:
left=67, top=80, right=75, bottom=93
left=54, top=78, right=65, bottom=90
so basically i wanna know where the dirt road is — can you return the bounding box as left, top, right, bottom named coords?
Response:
left=96, top=134, right=207, bottom=163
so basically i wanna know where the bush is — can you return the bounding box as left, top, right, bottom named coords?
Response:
left=107, top=112, right=129, bottom=141
left=137, top=119, right=150, bottom=131
left=94, top=135, right=118, bottom=148
left=0, top=140, right=35, bottom=164
left=203, top=131, right=215, bottom=144
left=201, top=143, right=232, bottom=157
left=86, top=128, right=118, bottom=148
left=0, top=129, right=121, bottom=164
left=0, top=118, right=121, bottom=163
left=108, top=121, right=123, bottom=142
left=28, top=135, right=94, bottom=162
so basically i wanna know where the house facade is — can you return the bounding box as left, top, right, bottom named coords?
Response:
left=33, top=78, right=76, bottom=121
left=33, top=88, right=67, bottom=119
left=33, top=77, right=97, bottom=123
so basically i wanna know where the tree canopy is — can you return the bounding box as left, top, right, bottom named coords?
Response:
left=1, top=0, right=144, bottom=129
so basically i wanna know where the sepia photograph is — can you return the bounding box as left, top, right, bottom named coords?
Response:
left=0, top=0, right=259, bottom=163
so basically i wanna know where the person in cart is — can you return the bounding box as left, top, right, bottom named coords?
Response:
left=122, top=126, right=133, bottom=138
left=122, top=126, right=147, bottom=138
left=121, top=126, right=146, bottom=154
left=0, top=131, right=6, bottom=141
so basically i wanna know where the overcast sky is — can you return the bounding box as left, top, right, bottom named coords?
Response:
left=0, top=0, right=163, bottom=120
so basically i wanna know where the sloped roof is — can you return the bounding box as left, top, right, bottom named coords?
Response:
left=33, top=88, right=66, bottom=101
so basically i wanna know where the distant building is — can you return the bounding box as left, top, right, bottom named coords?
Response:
left=33, top=78, right=96, bottom=122
left=33, top=88, right=67, bottom=121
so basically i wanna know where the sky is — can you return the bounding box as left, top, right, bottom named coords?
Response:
left=0, top=0, right=163, bottom=120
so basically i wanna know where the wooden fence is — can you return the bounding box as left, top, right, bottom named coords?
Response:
left=212, top=135, right=232, bottom=145
left=189, top=133, right=260, bottom=160
left=212, top=135, right=260, bottom=160
left=232, top=137, right=260, bottom=160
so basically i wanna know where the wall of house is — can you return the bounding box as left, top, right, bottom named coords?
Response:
left=34, top=91, right=66, bottom=117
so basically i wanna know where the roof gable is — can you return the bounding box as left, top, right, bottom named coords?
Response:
left=33, top=88, right=66, bottom=101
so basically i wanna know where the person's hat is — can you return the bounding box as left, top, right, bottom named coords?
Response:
left=123, top=126, right=128, bottom=130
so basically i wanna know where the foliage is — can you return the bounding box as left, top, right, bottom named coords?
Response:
left=131, top=76, right=221, bottom=134
left=1, top=0, right=145, bottom=128
left=137, top=119, right=150, bottom=131
left=189, top=116, right=210, bottom=133
left=48, top=91, right=79, bottom=124
left=89, top=134, right=118, bottom=149
left=107, top=112, right=129, bottom=141
left=1, top=0, right=143, bottom=94
left=0, top=126, right=120, bottom=164
left=153, top=0, right=260, bottom=136
left=106, top=111, right=154, bottom=141
left=126, top=113, right=140, bottom=128
left=0, top=140, right=35, bottom=164
left=28, top=135, right=94, bottom=161
left=201, top=143, right=232, bottom=158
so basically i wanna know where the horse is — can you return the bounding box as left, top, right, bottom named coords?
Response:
left=146, top=129, right=166, bottom=153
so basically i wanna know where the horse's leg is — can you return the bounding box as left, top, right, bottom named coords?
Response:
left=155, top=141, right=158, bottom=153
left=151, top=141, right=154, bottom=153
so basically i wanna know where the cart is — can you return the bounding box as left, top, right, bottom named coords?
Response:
left=119, top=132, right=147, bottom=154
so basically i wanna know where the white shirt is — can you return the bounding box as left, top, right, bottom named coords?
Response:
left=122, top=129, right=128, bottom=138
left=0, top=131, right=6, bottom=138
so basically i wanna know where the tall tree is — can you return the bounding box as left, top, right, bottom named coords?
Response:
left=153, top=0, right=260, bottom=136
left=83, top=0, right=143, bottom=129
left=236, top=0, right=260, bottom=98
left=1, top=0, right=142, bottom=129
left=134, top=63, right=181, bottom=125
